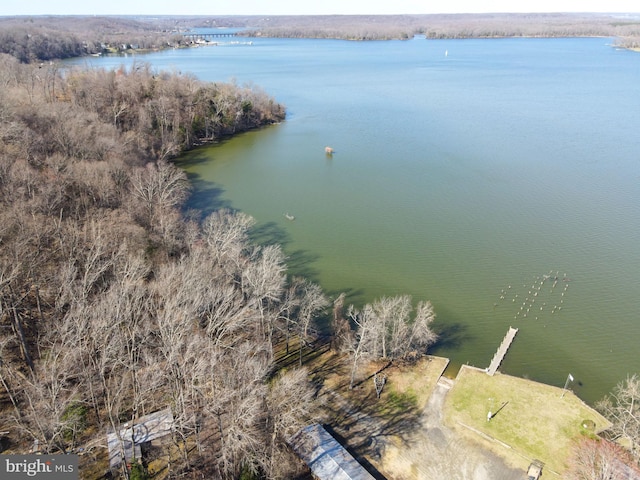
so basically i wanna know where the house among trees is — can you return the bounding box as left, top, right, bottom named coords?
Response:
left=289, top=424, right=375, bottom=480
left=107, top=408, right=174, bottom=470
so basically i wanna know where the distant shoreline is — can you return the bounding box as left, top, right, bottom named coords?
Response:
left=2, top=13, right=639, bottom=64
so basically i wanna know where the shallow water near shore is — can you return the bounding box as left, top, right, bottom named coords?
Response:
left=68, top=36, right=640, bottom=403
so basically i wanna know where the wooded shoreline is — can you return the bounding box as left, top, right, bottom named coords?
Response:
left=1, top=13, right=639, bottom=479
left=1, top=13, right=639, bottom=64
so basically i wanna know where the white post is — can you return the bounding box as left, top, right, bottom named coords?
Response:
left=561, top=373, right=574, bottom=398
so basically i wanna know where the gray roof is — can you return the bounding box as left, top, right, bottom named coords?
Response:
left=289, top=424, right=376, bottom=480
left=107, top=408, right=173, bottom=469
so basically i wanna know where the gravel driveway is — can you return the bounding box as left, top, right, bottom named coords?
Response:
left=382, top=380, right=525, bottom=480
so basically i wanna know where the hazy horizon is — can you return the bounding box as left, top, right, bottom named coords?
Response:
left=2, top=0, right=639, bottom=17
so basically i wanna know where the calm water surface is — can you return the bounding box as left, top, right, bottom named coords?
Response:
left=69, top=36, right=640, bottom=403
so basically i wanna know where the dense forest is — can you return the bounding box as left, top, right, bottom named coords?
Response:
left=0, top=16, right=190, bottom=62
left=238, top=13, right=640, bottom=42
left=0, top=54, right=315, bottom=478
left=0, top=49, right=440, bottom=478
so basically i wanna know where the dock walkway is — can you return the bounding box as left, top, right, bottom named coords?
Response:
left=487, top=327, right=519, bottom=376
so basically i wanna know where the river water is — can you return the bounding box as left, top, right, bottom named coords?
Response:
left=67, top=35, right=640, bottom=403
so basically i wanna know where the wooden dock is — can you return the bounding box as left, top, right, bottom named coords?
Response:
left=487, top=327, right=519, bottom=376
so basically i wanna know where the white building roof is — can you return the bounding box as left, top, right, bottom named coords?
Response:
left=289, top=424, right=376, bottom=480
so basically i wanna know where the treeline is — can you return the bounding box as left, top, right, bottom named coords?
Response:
left=0, top=54, right=320, bottom=479
left=616, top=36, right=640, bottom=49
left=237, top=13, right=640, bottom=41
left=1, top=56, right=284, bottom=161
left=0, top=25, right=84, bottom=62
left=0, top=16, right=189, bottom=62
left=418, top=13, right=640, bottom=39
left=2, top=13, right=640, bottom=64
left=241, top=15, right=420, bottom=40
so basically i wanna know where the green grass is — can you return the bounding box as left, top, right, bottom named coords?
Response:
left=379, top=356, right=449, bottom=410
left=444, top=366, right=610, bottom=474
left=385, top=390, right=418, bottom=414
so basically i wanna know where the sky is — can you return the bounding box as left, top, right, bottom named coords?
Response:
left=2, top=0, right=639, bottom=17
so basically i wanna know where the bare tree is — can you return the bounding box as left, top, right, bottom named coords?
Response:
left=241, top=244, right=287, bottom=342
left=0, top=285, right=35, bottom=373
left=345, top=295, right=437, bottom=388
left=265, top=367, right=320, bottom=478
left=330, top=292, right=353, bottom=352
left=349, top=295, right=437, bottom=360
left=150, top=259, right=204, bottom=465
left=346, top=304, right=375, bottom=389
left=293, top=278, right=328, bottom=365
left=275, top=277, right=327, bottom=360
left=201, top=209, right=255, bottom=268
left=204, top=342, right=271, bottom=479
left=278, top=279, right=300, bottom=355
left=406, top=300, right=438, bottom=354
left=13, top=322, right=80, bottom=454
left=200, top=276, right=256, bottom=348
left=597, top=374, right=640, bottom=463
left=131, top=159, right=189, bottom=236
left=0, top=335, right=21, bottom=417
left=566, top=437, right=640, bottom=480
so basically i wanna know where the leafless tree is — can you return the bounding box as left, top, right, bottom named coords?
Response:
left=346, top=304, right=375, bottom=389
left=351, top=296, right=437, bottom=358
left=131, top=159, right=189, bottom=234
left=0, top=335, right=21, bottom=417
left=241, top=244, right=287, bottom=342
left=346, top=295, right=437, bottom=388
left=200, top=276, right=256, bottom=348
left=13, top=320, right=80, bottom=454
left=597, top=374, right=640, bottom=463
left=201, top=209, right=255, bottom=268
left=204, top=342, right=271, bottom=479
left=0, top=270, right=35, bottom=374
left=293, top=278, right=328, bottom=365
left=407, top=300, right=439, bottom=354
left=275, top=276, right=327, bottom=359
left=265, top=367, right=320, bottom=478
left=330, top=292, right=353, bottom=352
left=566, top=437, right=640, bottom=480
left=150, top=259, right=205, bottom=464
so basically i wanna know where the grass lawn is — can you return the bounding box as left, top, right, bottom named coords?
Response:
left=278, top=334, right=448, bottom=413
left=444, top=365, right=610, bottom=474
left=381, top=356, right=449, bottom=411
left=313, top=351, right=449, bottom=416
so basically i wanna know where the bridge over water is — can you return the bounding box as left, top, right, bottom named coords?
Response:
left=182, top=32, right=237, bottom=41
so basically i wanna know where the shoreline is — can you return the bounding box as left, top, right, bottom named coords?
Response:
left=69, top=32, right=640, bottom=63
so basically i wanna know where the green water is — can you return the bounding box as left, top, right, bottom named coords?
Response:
left=71, top=36, right=640, bottom=403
